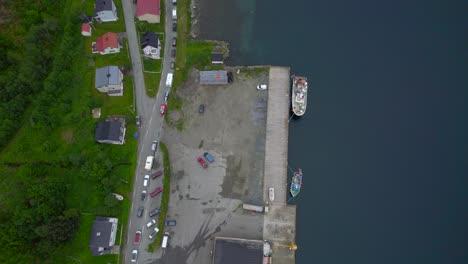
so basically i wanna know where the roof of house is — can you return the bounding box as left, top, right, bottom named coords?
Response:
left=89, top=217, right=116, bottom=256
left=200, top=71, right=228, bottom=85
left=211, top=53, right=223, bottom=62
left=95, top=121, right=122, bottom=142
left=95, top=0, right=114, bottom=13
left=137, top=0, right=160, bottom=17
left=82, top=23, right=91, bottom=33
left=141, top=32, right=160, bottom=49
left=213, top=237, right=263, bottom=264
left=95, top=66, right=121, bottom=88
left=96, top=32, right=119, bottom=52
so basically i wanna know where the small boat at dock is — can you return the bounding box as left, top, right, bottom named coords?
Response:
left=291, top=76, right=308, bottom=116
left=290, top=168, right=303, bottom=197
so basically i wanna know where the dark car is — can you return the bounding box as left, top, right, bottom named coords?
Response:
left=141, top=190, right=147, bottom=201
left=164, top=90, right=170, bottom=102
left=227, top=71, right=234, bottom=83
left=203, top=152, right=215, bottom=163
left=170, top=61, right=175, bottom=69
left=137, top=206, right=144, bottom=217
left=166, top=220, right=177, bottom=226
left=198, top=104, right=205, bottom=114
left=149, top=208, right=161, bottom=217
left=150, top=186, right=163, bottom=198
left=172, top=37, right=177, bottom=47
left=172, top=23, right=177, bottom=32
left=136, top=116, right=141, bottom=127
left=151, top=170, right=163, bottom=179
left=171, top=49, right=176, bottom=58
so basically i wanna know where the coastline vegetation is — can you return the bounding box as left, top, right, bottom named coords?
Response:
left=0, top=0, right=136, bottom=263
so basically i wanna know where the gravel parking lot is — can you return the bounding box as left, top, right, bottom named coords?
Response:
left=158, top=67, right=270, bottom=264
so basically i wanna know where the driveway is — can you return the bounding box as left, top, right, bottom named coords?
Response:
left=120, top=0, right=177, bottom=263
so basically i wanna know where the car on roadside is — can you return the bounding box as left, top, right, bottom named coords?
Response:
left=148, top=227, right=160, bottom=239
left=171, top=49, right=176, bottom=58
left=198, top=104, right=205, bottom=114
left=170, top=61, right=175, bottom=69
left=203, top=152, right=215, bottom=163
left=166, top=220, right=177, bottom=226
left=134, top=231, right=142, bottom=244
left=164, top=90, right=170, bottom=102
left=150, top=186, right=163, bottom=197
left=136, top=116, right=141, bottom=127
left=172, top=37, right=177, bottom=47
left=149, top=208, right=161, bottom=217
left=151, top=170, right=163, bottom=179
left=137, top=206, right=144, bottom=217
left=131, top=250, right=138, bottom=262
left=172, top=23, right=177, bottom=32
left=143, top=174, right=150, bottom=187
left=197, top=157, right=208, bottom=168
left=151, top=140, right=158, bottom=152
left=141, top=190, right=147, bottom=201
left=256, top=84, right=267, bottom=90
left=146, top=219, right=157, bottom=228
left=160, top=103, right=167, bottom=115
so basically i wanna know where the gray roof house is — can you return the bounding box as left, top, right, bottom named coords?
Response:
left=141, top=32, right=161, bottom=59
left=95, top=0, right=118, bottom=22
left=95, top=119, right=126, bottom=145
left=95, top=66, right=123, bottom=96
left=199, top=70, right=228, bottom=85
left=89, top=217, right=118, bottom=256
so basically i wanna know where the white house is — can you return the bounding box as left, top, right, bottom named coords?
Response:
left=141, top=32, right=161, bottom=59
left=95, top=66, right=124, bottom=96
left=95, top=0, right=118, bottom=22
left=93, top=32, right=121, bottom=55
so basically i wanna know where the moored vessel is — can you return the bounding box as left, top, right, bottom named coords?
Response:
left=290, top=168, right=303, bottom=197
left=291, top=76, right=308, bottom=116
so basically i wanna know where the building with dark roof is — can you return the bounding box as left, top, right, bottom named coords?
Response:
left=95, top=66, right=124, bottom=96
left=89, top=217, right=118, bottom=256
left=141, top=32, right=161, bottom=59
left=95, top=119, right=126, bottom=145
left=213, top=237, right=264, bottom=264
left=199, top=71, right=228, bottom=85
left=94, top=0, right=118, bottom=22
left=211, top=53, right=224, bottom=64
left=137, top=0, right=160, bottom=23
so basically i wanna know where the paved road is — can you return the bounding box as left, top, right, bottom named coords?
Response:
left=121, top=0, right=176, bottom=263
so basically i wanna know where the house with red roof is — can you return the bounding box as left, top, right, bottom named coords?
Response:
left=137, top=0, right=160, bottom=23
left=92, top=32, right=121, bottom=55
left=81, top=23, right=92, bottom=37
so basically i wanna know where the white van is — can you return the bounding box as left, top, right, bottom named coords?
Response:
left=161, top=232, right=170, bottom=248
left=145, top=156, right=154, bottom=171
left=166, top=73, right=173, bottom=87
left=172, top=9, right=177, bottom=20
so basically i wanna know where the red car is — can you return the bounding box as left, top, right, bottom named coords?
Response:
left=160, top=103, right=167, bottom=115
left=151, top=170, right=163, bottom=179
left=197, top=157, right=208, bottom=169
left=150, top=186, right=163, bottom=197
left=134, top=230, right=142, bottom=244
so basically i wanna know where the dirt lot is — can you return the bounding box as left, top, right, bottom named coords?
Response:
left=158, top=67, right=270, bottom=264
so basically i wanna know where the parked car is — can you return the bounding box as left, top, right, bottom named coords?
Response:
left=145, top=156, right=154, bottom=171
left=151, top=140, right=158, bottom=152
left=137, top=206, right=144, bottom=217
left=172, top=37, right=177, bottom=47
left=160, top=103, right=167, bottom=115
left=256, top=84, right=267, bottom=90
left=134, top=231, right=142, bottom=244
left=131, top=250, right=138, bottom=262
left=172, top=23, right=177, bottom=32
left=164, top=90, right=170, bottom=102
left=166, top=220, right=177, bottom=226
left=203, top=152, right=215, bottom=163
left=143, top=175, right=150, bottom=187
left=141, top=190, right=147, bottom=201
left=146, top=219, right=157, bottom=228
left=151, top=170, right=163, bottom=179
left=198, top=104, right=205, bottom=114
left=171, top=49, right=176, bottom=58
left=148, top=227, right=160, bottom=239
left=149, top=208, right=161, bottom=217
left=136, top=116, right=141, bottom=127
left=170, top=61, right=175, bottom=69
left=197, top=157, right=208, bottom=168
left=150, top=186, right=163, bottom=197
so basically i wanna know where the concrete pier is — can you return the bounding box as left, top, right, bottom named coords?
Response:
left=263, top=67, right=297, bottom=263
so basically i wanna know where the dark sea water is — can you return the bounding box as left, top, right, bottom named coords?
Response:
left=196, top=0, right=468, bottom=263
